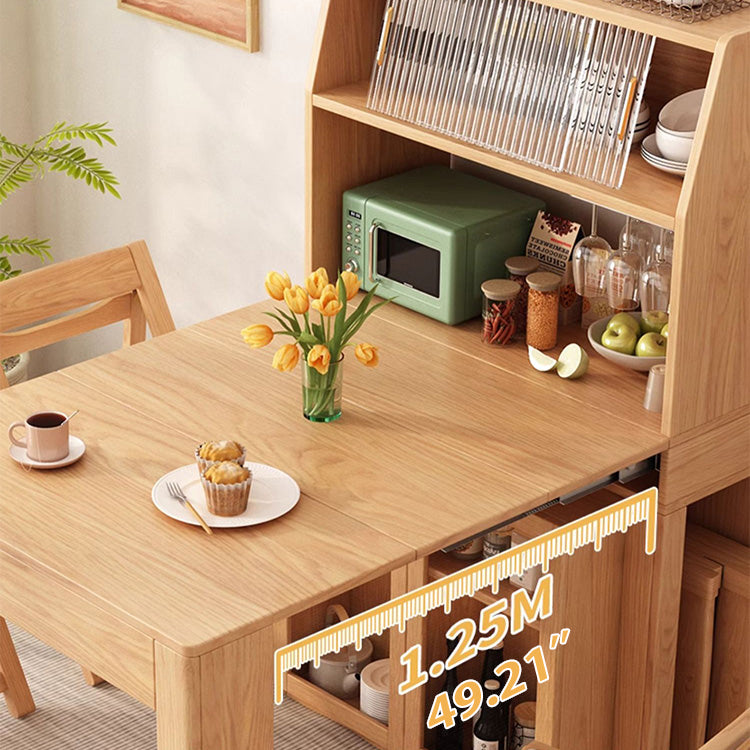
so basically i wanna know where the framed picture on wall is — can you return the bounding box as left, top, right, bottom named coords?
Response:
left=118, top=0, right=259, bottom=52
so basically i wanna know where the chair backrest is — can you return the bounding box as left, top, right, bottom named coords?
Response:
left=0, top=240, right=175, bottom=388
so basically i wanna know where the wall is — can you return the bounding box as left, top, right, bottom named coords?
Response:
left=0, top=0, right=36, bottom=274
left=2, top=0, right=320, bottom=376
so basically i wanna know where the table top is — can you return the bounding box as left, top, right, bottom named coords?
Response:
left=0, top=298, right=667, bottom=655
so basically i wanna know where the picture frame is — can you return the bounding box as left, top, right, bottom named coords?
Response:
left=118, top=0, right=259, bottom=53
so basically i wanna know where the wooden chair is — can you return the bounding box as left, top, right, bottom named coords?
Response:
left=0, top=239, right=175, bottom=388
left=0, top=240, right=175, bottom=707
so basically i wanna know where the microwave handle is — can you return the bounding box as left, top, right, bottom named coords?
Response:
left=368, top=221, right=382, bottom=284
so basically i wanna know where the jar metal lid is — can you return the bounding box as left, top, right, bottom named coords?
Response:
left=527, top=271, right=562, bottom=292
left=513, top=701, right=536, bottom=728
left=505, top=256, right=539, bottom=276
left=481, top=279, right=520, bottom=301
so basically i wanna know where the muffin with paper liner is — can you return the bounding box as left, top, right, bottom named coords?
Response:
left=195, top=440, right=246, bottom=474
left=201, top=460, right=252, bottom=517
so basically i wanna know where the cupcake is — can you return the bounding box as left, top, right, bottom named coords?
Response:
left=195, top=440, right=246, bottom=474
left=201, top=461, right=252, bottom=517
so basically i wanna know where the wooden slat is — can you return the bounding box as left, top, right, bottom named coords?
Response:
left=670, top=549, right=722, bottom=750
left=0, top=295, right=132, bottom=359
left=128, top=240, right=175, bottom=337
left=312, top=81, right=683, bottom=230
left=700, top=707, right=750, bottom=750
left=660, top=410, right=750, bottom=513
left=664, top=30, right=750, bottom=437
left=0, top=246, right=140, bottom=331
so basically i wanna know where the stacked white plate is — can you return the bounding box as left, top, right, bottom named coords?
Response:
left=640, top=134, right=687, bottom=176
left=360, top=659, right=390, bottom=724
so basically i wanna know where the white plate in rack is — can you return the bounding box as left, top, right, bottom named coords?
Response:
left=152, top=462, right=300, bottom=529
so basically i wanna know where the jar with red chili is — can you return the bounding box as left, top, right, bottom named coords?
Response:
left=481, top=279, right=520, bottom=345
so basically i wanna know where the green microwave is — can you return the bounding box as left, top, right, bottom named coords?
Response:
left=342, top=166, right=544, bottom=325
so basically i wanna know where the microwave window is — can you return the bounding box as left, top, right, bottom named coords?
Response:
left=376, top=230, right=440, bottom=298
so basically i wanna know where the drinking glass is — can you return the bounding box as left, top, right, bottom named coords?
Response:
left=606, top=216, right=645, bottom=311
left=639, top=228, right=673, bottom=313
left=572, top=205, right=611, bottom=297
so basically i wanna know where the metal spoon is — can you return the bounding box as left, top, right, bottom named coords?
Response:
left=61, top=409, right=79, bottom=426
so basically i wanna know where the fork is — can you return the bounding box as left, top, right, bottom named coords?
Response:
left=165, top=481, right=214, bottom=535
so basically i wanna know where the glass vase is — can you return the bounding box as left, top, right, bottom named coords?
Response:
left=302, top=357, right=343, bottom=423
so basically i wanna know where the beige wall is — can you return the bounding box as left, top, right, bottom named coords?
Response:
left=2, top=0, right=320, bottom=376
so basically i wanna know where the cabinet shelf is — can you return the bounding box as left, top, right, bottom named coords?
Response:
left=313, top=81, right=684, bottom=229
left=427, top=552, right=542, bottom=632
left=520, top=0, right=749, bottom=53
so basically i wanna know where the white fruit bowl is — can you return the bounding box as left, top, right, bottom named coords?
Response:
left=587, top=314, right=666, bottom=372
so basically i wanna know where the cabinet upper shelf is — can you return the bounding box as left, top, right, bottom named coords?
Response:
left=524, top=0, right=750, bottom=52
left=313, top=81, right=684, bottom=228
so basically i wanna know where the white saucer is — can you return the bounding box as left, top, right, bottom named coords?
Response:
left=152, top=462, right=300, bottom=529
left=9, top=435, right=86, bottom=469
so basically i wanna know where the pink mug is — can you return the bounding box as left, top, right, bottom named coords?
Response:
left=9, top=411, right=69, bottom=462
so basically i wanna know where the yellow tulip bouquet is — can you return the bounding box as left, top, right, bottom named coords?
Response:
left=241, top=268, right=388, bottom=422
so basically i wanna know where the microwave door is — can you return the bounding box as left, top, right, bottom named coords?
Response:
left=370, top=223, right=441, bottom=299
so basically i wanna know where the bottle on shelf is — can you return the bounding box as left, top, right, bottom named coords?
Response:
left=435, top=636, right=464, bottom=750
left=476, top=643, right=509, bottom=741
left=473, top=679, right=509, bottom=750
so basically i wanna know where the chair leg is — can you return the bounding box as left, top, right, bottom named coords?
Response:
left=81, top=666, right=106, bottom=686
left=0, top=617, right=35, bottom=718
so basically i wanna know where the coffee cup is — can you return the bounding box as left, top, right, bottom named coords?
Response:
left=9, top=411, right=70, bottom=462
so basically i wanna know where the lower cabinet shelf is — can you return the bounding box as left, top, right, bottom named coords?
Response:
left=285, top=671, right=389, bottom=749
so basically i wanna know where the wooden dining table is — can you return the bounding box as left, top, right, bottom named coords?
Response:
left=0, top=298, right=667, bottom=749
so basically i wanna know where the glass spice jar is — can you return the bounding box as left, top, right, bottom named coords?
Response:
left=481, top=279, right=520, bottom=345
left=504, top=256, right=539, bottom=334
left=511, top=701, right=536, bottom=749
left=526, top=271, right=561, bottom=351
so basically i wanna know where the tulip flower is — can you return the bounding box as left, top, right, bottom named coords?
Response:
left=305, top=267, right=329, bottom=299
left=307, top=344, right=331, bottom=375
left=241, top=324, right=274, bottom=349
left=284, top=285, right=309, bottom=315
left=311, top=284, right=343, bottom=317
left=272, top=343, right=300, bottom=372
left=264, top=270, right=291, bottom=301
left=340, top=271, right=360, bottom=301
left=355, top=343, right=379, bottom=367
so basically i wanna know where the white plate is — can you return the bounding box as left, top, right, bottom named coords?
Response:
left=152, top=462, right=299, bottom=529
left=9, top=435, right=86, bottom=469
left=641, top=135, right=687, bottom=175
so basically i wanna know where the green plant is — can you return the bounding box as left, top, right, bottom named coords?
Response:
left=0, top=121, right=120, bottom=281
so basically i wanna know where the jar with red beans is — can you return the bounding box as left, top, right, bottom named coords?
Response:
left=504, top=256, right=539, bottom=334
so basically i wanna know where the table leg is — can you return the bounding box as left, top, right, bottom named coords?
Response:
left=81, top=667, right=106, bottom=686
left=0, top=617, right=35, bottom=718
left=155, top=626, right=274, bottom=750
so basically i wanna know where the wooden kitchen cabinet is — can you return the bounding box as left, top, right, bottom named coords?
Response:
left=303, top=2, right=750, bottom=749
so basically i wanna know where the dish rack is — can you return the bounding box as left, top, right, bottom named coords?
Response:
left=367, top=0, right=655, bottom=189
left=607, top=0, right=749, bottom=22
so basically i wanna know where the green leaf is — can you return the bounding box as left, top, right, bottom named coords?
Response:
left=0, top=236, right=52, bottom=260
left=262, top=311, right=294, bottom=334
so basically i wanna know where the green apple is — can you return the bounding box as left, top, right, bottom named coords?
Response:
left=636, top=332, right=667, bottom=357
left=608, top=312, right=640, bottom=334
left=640, top=310, right=669, bottom=335
left=601, top=323, right=638, bottom=355
left=661, top=323, right=669, bottom=339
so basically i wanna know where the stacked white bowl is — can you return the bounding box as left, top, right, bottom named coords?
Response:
left=632, top=100, right=651, bottom=145
left=655, top=89, right=704, bottom=163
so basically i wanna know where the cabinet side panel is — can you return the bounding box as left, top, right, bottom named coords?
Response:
left=308, top=0, right=386, bottom=94
left=664, top=31, right=750, bottom=437
left=306, top=106, right=450, bottom=275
